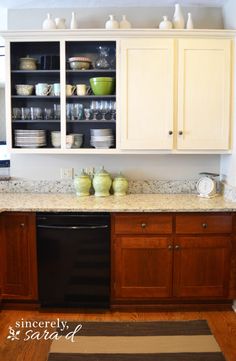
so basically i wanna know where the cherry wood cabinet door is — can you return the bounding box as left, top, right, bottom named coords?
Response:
left=173, top=236, right=231, bottom=298
left=112, top=236, right=173, bottom=299
left=0, top=212, right=38, bottom=300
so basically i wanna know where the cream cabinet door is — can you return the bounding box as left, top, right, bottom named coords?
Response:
left=177, top=39, right=232, bottom=151
left=120, top=38, right=174, bottom=150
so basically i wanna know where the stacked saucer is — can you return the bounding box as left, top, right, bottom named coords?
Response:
left=15, top=129, right=46, bottom=148
left=90, top=128, right=114, bottom=149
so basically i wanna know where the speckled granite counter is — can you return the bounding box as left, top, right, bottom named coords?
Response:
left=0, top=193, right=236, bottom=213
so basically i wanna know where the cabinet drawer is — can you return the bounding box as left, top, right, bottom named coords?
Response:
left=176, top=214, right=232, bottom=234
left=113, top=214, right=173, bottom=234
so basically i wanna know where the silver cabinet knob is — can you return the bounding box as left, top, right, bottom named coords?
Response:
left=20, top=223, right=25, bottom=228
left=175, top=244, right=180, bottom=250
left=202, top=223, right=208, bottom=229
left=141, top=223, right=147, bottom=228
left=168, top=244, right=173, bottom=250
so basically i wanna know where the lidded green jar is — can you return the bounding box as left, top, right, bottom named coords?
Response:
left=92, top=166, right=112, bottom=197
left=74, top=169, right=91, bottom=196
left=112, top=172, right=128, bottom=196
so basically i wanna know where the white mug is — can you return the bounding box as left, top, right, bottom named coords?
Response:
left=76, top=84, right=90, bottom=96
left=35, top=83, right=52, bottom=96
left=52, top=83, right=60, bottom=96
left=66, top=84, right=76, bottom=96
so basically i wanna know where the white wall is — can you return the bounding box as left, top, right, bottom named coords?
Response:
left=220, top=0, right=236, bottom=186
left=3, top=6, right=224, bottom=180
left=7, top=7, right=223, bottom=29
left=11, top=154, right=220, bottom=180
left=222, top=0, right=236, bottom=29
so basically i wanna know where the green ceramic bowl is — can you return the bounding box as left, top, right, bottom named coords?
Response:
left=89, top=77, right=115, bottom=96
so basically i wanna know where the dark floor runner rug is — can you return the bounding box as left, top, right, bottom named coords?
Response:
left=48, top=320, right=226, bottom=361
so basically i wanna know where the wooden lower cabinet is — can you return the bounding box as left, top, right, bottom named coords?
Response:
left=0, top=212, right=38, bottom=301
left=112, top=213, right=234, bottom=307
left=173, top=236, right=231, bottom=298
left=113, top=236, right=173, bottom=299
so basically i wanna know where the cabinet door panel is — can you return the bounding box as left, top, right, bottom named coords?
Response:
left=173, top=236, right=231, bottom=298
left=113, top=236, right=173, bottom=299
left=0, top=212, right=38, bottom=300
left=120, top=38, right=174, bottom=150
left=177, top=39, right=231, bottom=150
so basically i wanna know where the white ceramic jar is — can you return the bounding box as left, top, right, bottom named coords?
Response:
left=42, top=13, right=57, bottom=30
left=159, top=16, right=173, bottom=30
left=173, top=3, right=185, bottom=29
left=120, top=15, right=131, bottom=29
left=105, top=15, right=119, bottom=29
left=55, top=18, right=66, bottom=29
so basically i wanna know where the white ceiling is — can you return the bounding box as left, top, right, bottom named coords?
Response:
left=0, top=0, right=229, bottom=8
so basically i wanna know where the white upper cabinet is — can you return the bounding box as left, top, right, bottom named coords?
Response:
left=120, top=38, right=174, bottom=150
left=177, top=38, right=232, bottom=151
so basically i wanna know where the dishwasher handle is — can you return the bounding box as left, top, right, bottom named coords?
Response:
left=37, top=224, right=109, bottom=230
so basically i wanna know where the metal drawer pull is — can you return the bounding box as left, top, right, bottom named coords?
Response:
left=202, top=223, right=208, bottom=228
left=20, top=223, right=25, bottom=227
left=175, top=245, right=180, bottom=250
left=141, top=223, right=147, bottom=228
left=168, top=244, right=173, bottom=250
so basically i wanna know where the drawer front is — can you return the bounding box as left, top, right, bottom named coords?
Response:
left=113, top=214, right=173, bottom=234
left=176, top=214, right=232, bottom=234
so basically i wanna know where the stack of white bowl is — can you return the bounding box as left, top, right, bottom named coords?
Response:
left=90, top=129, right=114, bottom=149
left=15, top=129, right=46, bottom=148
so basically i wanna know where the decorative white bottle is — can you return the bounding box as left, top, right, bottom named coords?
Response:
left=159, top=16, right=173, bottom=30
left=119, top=15, right=131, bottom=29
left=55, top=18, right=66, bottom=29
left=70, top=12, right=79, bottom=29
left=42, top=13, right=57, bottom=30
left=186, top=12, right=194, bottom=29
left=105, top=15, right=119, bottom=29
left=173, top=3, right=185, bottom=29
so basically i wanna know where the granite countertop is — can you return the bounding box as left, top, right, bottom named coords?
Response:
left=0, top=193, right=236, bottom=213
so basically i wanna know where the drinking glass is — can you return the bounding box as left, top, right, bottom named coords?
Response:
left=90, top=101, right=100, bottom=121
left=84, top=108, right=92, bottom=121
left=110, top=101, right=116, bottom=121
left=100, top=100, right=109, bottom=121
left=44, top=108, right=54, bottom=120
left=21, top=107, right=31, bottom=120
left=53, top=104, right=60, bottom=120
left=12, top=107, right=21, bottom=120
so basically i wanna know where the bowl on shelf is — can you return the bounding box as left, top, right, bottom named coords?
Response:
left=90, top=128, right=113, bottom=136
left=72, top=133, right=84, bottom=148
left=15, top=84, right=34, bottom=96
left=66, top=134, right=74, bottom=149
left=89, top=77, right=115, bottom=96
left=68, top=56, right=92, bottom=70
left=51, top=131, right=61, bottom=148
left=19, top=57, right=37, bottom=70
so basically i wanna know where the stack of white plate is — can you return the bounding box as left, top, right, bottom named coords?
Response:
left=15, top=129, right=46, bottom=148
left=90, top=129, right=114, bottom=149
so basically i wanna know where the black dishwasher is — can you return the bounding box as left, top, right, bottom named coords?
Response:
left=37, top=212, right=110, bottom=308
